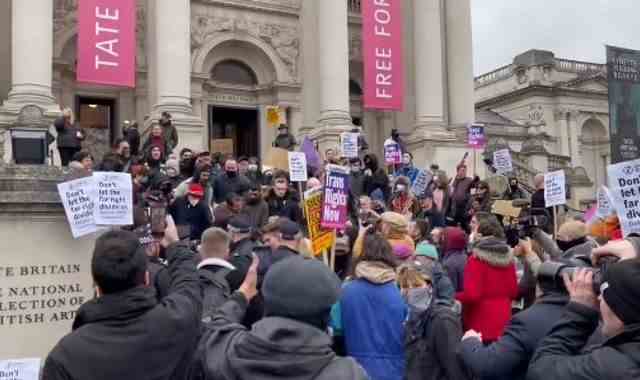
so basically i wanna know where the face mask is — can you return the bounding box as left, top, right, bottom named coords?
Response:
left=226, top=170, right=237, bottom=178
left=351, top=166, right=361, bottom=173
left=248, top=164, right=258, bottom=172
left=556, top=237, right=587, bottom=252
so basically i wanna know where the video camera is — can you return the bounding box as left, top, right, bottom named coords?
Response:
left=537, top=255, right=619, bottom=295
left=503, top=199, right=550, bottom=246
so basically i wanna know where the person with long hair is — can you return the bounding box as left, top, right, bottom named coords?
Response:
left=339, top=231, right=407, bottom=380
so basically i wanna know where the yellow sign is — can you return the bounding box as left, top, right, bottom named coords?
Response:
left=492, top=200, right=522, bottom=218
left=266, top=106, right=285, bottom=127
left=304, top=188, right=336, bottom=255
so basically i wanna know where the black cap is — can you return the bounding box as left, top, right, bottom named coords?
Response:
left=279, top=219, right=300, bottom=240
left=227, top=215, right=252, bottom=234
left=602, top=260, right=640, bottom=324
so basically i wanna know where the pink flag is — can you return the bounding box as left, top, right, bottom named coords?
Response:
left=362, top=0, right=404, bottom=110
left=77, top=0, right=136, bottom=87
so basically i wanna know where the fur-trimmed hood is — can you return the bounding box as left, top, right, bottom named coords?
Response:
left=471, top=237, right=514, bottom=267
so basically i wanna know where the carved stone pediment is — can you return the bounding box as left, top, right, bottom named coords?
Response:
left=191, top=14, right=299, bottom=78
left=15, top=106, right=46, bottom=127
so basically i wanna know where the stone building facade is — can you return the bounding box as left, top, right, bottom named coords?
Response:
left=0, top=0, right=476, bottom=176
left=474, top=49, right=610, bottom=207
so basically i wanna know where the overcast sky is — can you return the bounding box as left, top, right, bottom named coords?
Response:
left=472, top=0, right=640, bottom=75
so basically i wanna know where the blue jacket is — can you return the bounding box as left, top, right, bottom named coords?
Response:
left=340, top=277, right=407, bottom=380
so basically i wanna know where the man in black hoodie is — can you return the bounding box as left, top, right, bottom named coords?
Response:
left=43, top=220, right=202, bottom=380
left=191, top=254, right=368, bottom=380
left=363, top=153, right=390, bottom=202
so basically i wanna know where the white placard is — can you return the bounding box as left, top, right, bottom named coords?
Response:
left=411, top=170, right=432, bottom=197
left=608, top=158, right=640, bottom=236
left=544, top=170, right=567, bottom=207
left=596, top=186, right=613, bottom=218
left=0, top=358, right=41, bottom=380
left=493, top=149, right=513, bottom=174
left=288, top=152, right=308, bottom=182
left=57, top=176, right=98, bottom=239
left=340, top=132, right=359, bottom=158
left=93, top=172, right=133, bottom=226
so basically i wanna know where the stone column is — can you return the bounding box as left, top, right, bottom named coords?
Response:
left=554, top=108, right=570, bottom=156
left=151, top=0, right=204, bottom=151
left=414, top=0, right=446, bottom=129
left=317, top=0, right=351, bottom=126
left=300, top=0, right=320, bottom=135
left=444, top=0, right=475, bottom=126
left=4, top=0, right=57, bottom=113
left=569, top=110, right=582, bottom=167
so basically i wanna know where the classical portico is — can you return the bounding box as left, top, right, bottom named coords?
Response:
left=0, top=0, right=476, bottom=168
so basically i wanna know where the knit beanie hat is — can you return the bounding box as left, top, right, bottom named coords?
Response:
left=165, top=158, right=179, bottom=173
left=601, top=259, right=640, bottom=325
left=262, top=257, right=341, bottom=329
left=381, top=212, right=409, bottom=234
left=415, top=242, right=439, bottom=260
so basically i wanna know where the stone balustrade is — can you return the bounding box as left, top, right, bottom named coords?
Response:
left=554, top=58, right=606, bottom=74
left=475, top=64, right=514, bottom=88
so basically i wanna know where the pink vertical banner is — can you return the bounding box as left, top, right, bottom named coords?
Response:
left=77, top=0, right=136, bottom=87
left=362, top=0, right=404, bottom=110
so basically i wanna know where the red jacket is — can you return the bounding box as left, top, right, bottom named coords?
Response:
left=456, top=237, right=518, bottom=342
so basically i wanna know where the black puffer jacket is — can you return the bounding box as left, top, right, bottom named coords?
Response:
left=265, top=188, right=303, bottom=224
left=460, top=293, right=568, bottom=380
left=363, top=154, right=390, bottom=201
left=42, top=244, right=202, bottom=380
left=527, top=301, right=640, bottom=380
left=190, top=293, right=368, bottom=380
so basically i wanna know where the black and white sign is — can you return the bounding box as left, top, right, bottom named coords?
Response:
left=288, top=152, right=308, bottom=182
left=493, top=149, right=513, bottom=174
left=93, top=172, right=133, bottom=226
left=340, top=132, right=359, bottom=159
left=0, top=358, right=40, bottom=380
left=544, top=170, right=567, bottom=207
left=608, top=158, right=640, bottom=236
left=57, top=176, right=97, bottom=239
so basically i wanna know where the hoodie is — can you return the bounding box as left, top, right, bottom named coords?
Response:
left=191, top=293, right=368, bottom=380
left=456, top=237, right=519, bottom=342
left=363, top=154, right=390, bottom=201
left=440, top=227, right=468, bottom=292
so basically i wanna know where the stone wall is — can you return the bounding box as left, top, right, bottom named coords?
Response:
left=0, top=0, right=11, bottom=102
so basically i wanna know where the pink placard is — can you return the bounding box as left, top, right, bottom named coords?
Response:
left=362, top=0, right=404, bottom=110
left=77, top=0, right=136, bottom=87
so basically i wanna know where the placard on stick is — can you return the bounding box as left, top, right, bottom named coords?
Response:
left=0, top=358, right=40, bottom=380
left=340, top=132, right=359, bottom=158
left=493, top=149, right=513, bottom=174
left=544, top=170, right=567, bottom=207
left=57, top=176, right=98, bottom=239
left=288, top=152, right=308, bottom=182
left=321, top=165, right=350, bottom=229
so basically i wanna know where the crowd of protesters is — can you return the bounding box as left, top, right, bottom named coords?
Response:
left=44, top=112, right=640, bottom=380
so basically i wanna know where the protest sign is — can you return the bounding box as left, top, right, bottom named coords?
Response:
left=57, top=176, right=98, bottom=239
left=340, top=132, right=359, bottom=158
left=0, top=358, right=40, bottom=380
left=411, top=170, right=432, bottom=198
left=288, top=152, right=308, bottom=182
left=321, top=165, right=350, bottom=229
left=596, top=186, right=613, bottom=218
left=492, top=200, right=522, bottom=218
left=544, top=170, right=567, bottom=207
left=301, top=136, right=322, bottom=169
left=304, top=188, right=336, bottom=255
left=384, top=139, right=402, bottom=165
left=210, top=139, right=234, bottom=155
left=493, top=149, right=513, bottom=174
left=93, top=172, right=133, bottom=226
left=467, top=123, right=487, bottom=149
left=607, top=158, right=640, bottom=236
left=266, top=106, right=286, bottom=127
left=264, top=147, right=289, bottom=171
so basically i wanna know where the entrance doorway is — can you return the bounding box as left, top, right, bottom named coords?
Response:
left=76, top=96, right=116, bottom=161
left=208, top=106, right=259, bottom=158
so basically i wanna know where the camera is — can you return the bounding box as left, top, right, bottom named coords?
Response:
left=504, top=199, right=550, bottom=246
left=537, top=255, right=619, bottom=295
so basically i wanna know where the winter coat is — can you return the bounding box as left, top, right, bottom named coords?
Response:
left=42, top=244, right=202, bottom=380
left=175, top=168, right=214, bottom=207
left=459, top=293, right=568, bottom=380
left=405, top=264, right=470, bottom=380
left=197, top=259, right=234, bottom=323
left=241, top=199, right=269, bottom=229
left=142, top=135, right=171, bottom=159
left=502, top=187, right=526, bottom=201
left=352, top=232, right=415, bottom=261
left=54, top=117, right=84, bottom=148
left=399, top=165, right=420, bottom=185
left=213, top=174, right=251, bottom=204
left=161, top=123, right=179, bottom=151
left=265, top=188, right=303, bottom=224
left=349, top=172, right=366, bottom=198
left=528, top=302, right=640, bottom=380
left=168, top=196, right=213, bottom=241
left=456, top=237, right=519, bottom=342
left=123, top=127, right=141, bottom=156
left=273, top=133, right=297, bottom=151
left=213, top=204, right=240, bottom=230
left=148, top=256, right=170, bottom=301
left=190, top=292, right=368, bottom=380
left=560, top=238, right=599, bottom=260
left=341, top=261, right=407, bottom=380
left=416, top=209, right=445, bottom=228
left=363, top=154, right=390, bottom=201
left=440, top=227, right=468, bottom=292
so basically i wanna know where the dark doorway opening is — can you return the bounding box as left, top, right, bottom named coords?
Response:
left=209, top=106, right=259, bottom=158
left=76, top=96, right=116, bottom=161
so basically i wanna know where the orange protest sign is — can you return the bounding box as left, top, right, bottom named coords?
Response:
left=304, top=188, right=335, bottom=255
